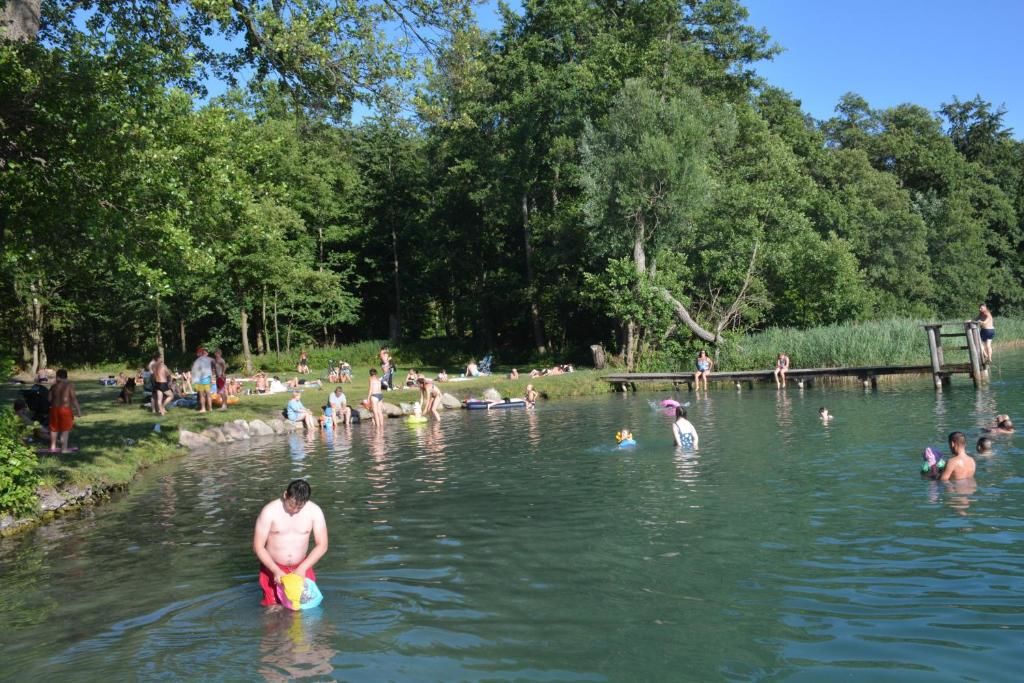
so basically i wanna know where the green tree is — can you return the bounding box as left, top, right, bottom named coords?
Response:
left=581, top=78, right=721, bottom=368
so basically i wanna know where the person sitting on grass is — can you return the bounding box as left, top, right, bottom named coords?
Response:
left=254, top=371, right=269, bottom=394
left=405, top=368, right=420, bottom=387
left=509, top=368, right=519, bottom=380
left=14, top=398, right=50, bottom=442
left=465, top=360, right=480, bottom=377
left=338, top=361, right=353, bottom=383
left=296, top=351, right=311, bottom=374
left=286, top=391, right=318, bottom=430
left=328, top=387, right=352, bottom=425
left=436, top=369, right=449, bottom=382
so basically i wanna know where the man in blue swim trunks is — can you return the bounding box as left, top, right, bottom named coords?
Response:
left=976, top=304, right=995, bottom=364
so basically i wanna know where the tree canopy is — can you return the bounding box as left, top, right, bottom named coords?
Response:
left=2, top=0, right=1022, bottom=372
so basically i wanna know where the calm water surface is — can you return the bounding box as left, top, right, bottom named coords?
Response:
left=2, top=354, right=1023, bottom=682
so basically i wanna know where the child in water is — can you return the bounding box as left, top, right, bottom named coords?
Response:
left=819, top=407, right=833, bottom=422
left=616, top=429, right=635, bottom=445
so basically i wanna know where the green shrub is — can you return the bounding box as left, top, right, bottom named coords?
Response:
left=0, top=410, right=41, bottom=518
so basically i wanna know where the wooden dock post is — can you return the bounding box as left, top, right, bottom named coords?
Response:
left=964, top=322, right=984, bottom=386
left=923, top=324, right=944, bottom=390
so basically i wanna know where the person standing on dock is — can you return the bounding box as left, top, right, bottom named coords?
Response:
left=773, top=352, right=790, bottom=388
left=694, top=350, right=713, bottom=391
left=975, top=304, right=995, bottom=364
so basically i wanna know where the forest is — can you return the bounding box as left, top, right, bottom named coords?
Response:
left=2, top=0, right=1022, bottom=373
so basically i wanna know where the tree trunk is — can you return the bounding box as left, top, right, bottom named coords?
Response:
left=390, top=223, right=401, bottom=342
left=273, top=292, right=280, bottom=360
left=179, top=318, right=186, bottom=354
left=522, top=192, right=547, bottom=354
left=624, top=320, right=638, bottom=371
left=240, top=304, right=253, bottom=373
left=154, top=293, right=164, bottom=358
left=26, top=281, right=46, bottom=375
left=657, top=288, right=717, bottom=343
left=261, top=287, right=269, bottom=355
left=622, top=215, right=648, bottom=371
left=0, top=0, right=41, bottom=42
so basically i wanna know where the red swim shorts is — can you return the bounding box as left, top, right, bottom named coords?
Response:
left=216, top=376, right=226, bottom=391
left=49, top=406, right=74, bottom=433
left=259, top=562, right=317, bottom=606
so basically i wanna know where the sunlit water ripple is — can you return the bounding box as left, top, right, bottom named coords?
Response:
left=2, top=353, right=1023, bottom=681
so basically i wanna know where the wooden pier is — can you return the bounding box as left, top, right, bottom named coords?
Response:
left=604, top=322, right=988, bottom=392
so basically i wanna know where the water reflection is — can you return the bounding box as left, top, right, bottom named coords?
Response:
left=259, top=610, right=338, bottom=682
left=2, top=353, right=1024, bottom=681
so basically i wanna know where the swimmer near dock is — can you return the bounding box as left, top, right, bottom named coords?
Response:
left=604, top=322, right=990, bottom=392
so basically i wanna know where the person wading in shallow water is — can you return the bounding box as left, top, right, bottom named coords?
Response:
left=253, top=479, right=328, bottom=607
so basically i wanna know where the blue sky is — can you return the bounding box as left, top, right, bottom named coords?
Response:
left=476, top=0, right=1024, bottom=138
left=742, top=0, right=1024, bottom=137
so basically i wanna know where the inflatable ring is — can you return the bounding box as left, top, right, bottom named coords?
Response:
left=618, top=439, right=637, bottom=448
left=406, top=415, right=428, bottom=424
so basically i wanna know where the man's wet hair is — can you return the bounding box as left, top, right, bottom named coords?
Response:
left=286, top=479, right=311, bottom=504
left=948, top=431, right=967, bottom=450
left=977, top=437, right=993, bottom=452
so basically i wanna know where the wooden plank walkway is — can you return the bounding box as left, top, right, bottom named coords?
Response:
left=603, top=363, right=973, bottom=389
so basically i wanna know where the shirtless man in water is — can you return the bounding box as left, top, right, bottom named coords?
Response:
left=48, top=368, right=81, bottom=453
left=253, top=479, right=328, bottom=607
left=940, top=431, right=976, bottom=482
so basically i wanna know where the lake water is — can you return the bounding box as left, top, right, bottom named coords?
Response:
left=2, top=353, right=1022, bottom=682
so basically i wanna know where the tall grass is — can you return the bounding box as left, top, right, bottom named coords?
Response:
left=717, top=318, right=1024, bottom=370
